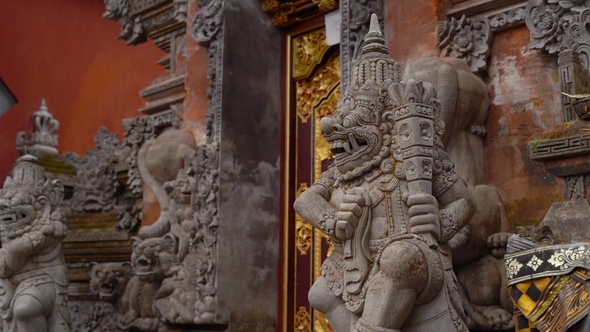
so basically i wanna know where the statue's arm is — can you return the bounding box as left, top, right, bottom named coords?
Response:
left=437, top=179, right=476, bottom=243
left=293, top=183, right=336, bottom=235
left=0, top=234, right=37, bottom=277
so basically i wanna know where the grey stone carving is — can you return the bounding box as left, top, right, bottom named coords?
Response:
left=62, top=127, right=139, bottom=230
left=340, top=0, right=384, bottom=94
left=191, top=0, right=224, bottom=45
left=103, top=0, right=146, bottom=45
left=488, top=4, right=527, bottom=30
left=525, top=0, right=590, bottom=68
left=123, top=109, right=182, bottom=198
left=0, top=155, right=70, bottom=331
left=70, top=302, right=117, bottom=332
left=438, top=15, right=493, bottom=73
left=17, top=99, right=60, bottom=157
left=294, top=15, right=476, bottom=332
left=173, top=0, right=188, bottom=22
left=412, top=57, right=513, bottom=330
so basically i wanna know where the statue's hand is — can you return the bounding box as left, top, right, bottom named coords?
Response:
left=334, top=187, right=367, bottom=241
left=407, top=194, right=441, bottom=241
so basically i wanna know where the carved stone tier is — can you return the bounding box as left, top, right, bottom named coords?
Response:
left=104, top=0, right=188, bottom=115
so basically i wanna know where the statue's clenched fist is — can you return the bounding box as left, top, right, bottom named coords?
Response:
left=335, top=187, right=369, bottom=241
left=406, top=193, right=441, bottom=241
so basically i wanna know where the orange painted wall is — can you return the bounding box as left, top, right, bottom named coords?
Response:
left=0, top=0, right=165, bottom=180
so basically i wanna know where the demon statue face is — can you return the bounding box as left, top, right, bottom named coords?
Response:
left=89, top=262, right=133, bottom=302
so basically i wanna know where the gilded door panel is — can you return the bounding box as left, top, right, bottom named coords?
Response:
left=283, top=26, right=339, bottom=332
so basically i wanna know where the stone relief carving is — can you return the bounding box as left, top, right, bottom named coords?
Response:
left=489, top=4, right=526, bottom=30
left=437, top=15, right=493, bottom=73
left=17, top=99, right=60, bottom=157
left=191, top=0, right=224, bottom=46
left=69, top=302, right=117, bottom=332
left=294, top=15, right=477, bottom=332
left=103, top=0, right=146, bottom=45
left=0, top=155, right=70, bottom=331
left=525, top=0, right=590, bottom=68
left=411, top=56, right=514, bottom=330
left=62, top=127, right=139, bottom=230
left=340, top=0, right=384, bottom=94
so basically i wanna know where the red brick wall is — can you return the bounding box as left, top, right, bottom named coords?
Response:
left=0, top=0, right=164, bottom=180
left=485, top=26, right=563, bottom=228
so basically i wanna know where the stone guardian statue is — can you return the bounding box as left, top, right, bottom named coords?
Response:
left=293, top=15, right=476, bottom=332
left=0, top=155, right=70, bottom=331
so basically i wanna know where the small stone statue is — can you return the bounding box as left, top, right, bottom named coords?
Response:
left=0, top=155, right=70, bottom=331
left=294, top=15, right=476, bottom=332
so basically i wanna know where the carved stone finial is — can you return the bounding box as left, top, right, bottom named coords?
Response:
left=17, top=99, right=60, bottom=157
left=361, top=14, right=388, bottom=56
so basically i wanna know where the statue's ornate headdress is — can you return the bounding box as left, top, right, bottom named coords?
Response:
left=0, top=155, right=65, bottom=240
left=340, top=14, right=401, bottom=123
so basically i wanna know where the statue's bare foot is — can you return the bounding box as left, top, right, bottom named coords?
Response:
left=480, top=306, right=514, bottom=330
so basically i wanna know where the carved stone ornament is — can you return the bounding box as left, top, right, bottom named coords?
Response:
left=17, top=99, right=60, bottom=157
left=103, top=0, right=147, bottom=45
left=191, top=0, right=224, bottom=46
left=294, top=15, right=476, bottom=332
left=438, top=15, right=493, bottom=73
left=62, top=127, right=139, bottom=230
left=525, top=0, right=590, bottom=68
left=0, top=155, right=71, bottom=331
left=488, top=4, right=527, bottom=31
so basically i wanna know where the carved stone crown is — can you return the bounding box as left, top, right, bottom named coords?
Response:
left=348, top=14, right=401, bottom=100
left=11, top=155, right=45, bottom=186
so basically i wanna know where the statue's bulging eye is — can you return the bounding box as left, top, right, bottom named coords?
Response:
left=343, top=118, right=352, bottom=128
left=155, top=244, right=162, bottom=252
left=96, top=271, right=105, bottom=279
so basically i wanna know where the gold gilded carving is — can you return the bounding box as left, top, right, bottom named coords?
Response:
left=295, top=214, right=312, bottom=254
left=314, top=84, right=340, bottom=163
left=295, top=183, right=312, bottom=254
left=311, top=0, right=337, bottom=11
left=262, top=1, right=339, bottom=28
left=296, top=51, right=340, bottom=122
left=296, top=183, right=308, bottom=197
left=261, top=0, right=280, bottom=13
left=293, top=28, right=332, bottom=81
left=314, top=310, right=331, bottom=332
left=295, top=307, right=312, bottom=332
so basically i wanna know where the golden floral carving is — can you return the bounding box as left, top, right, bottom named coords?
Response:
left=295, top=183, right=312, bottom=254
left=295, top=307, right=312, bottom=332
left=295, top=214, right=312, bottom=254
left=293, top=28, right=331, bottom=81
left=296, top=51, right=340, bottom=123
left=315, top=84, right=340, bottom=162
left=314, top=310, right=332, bottom=332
